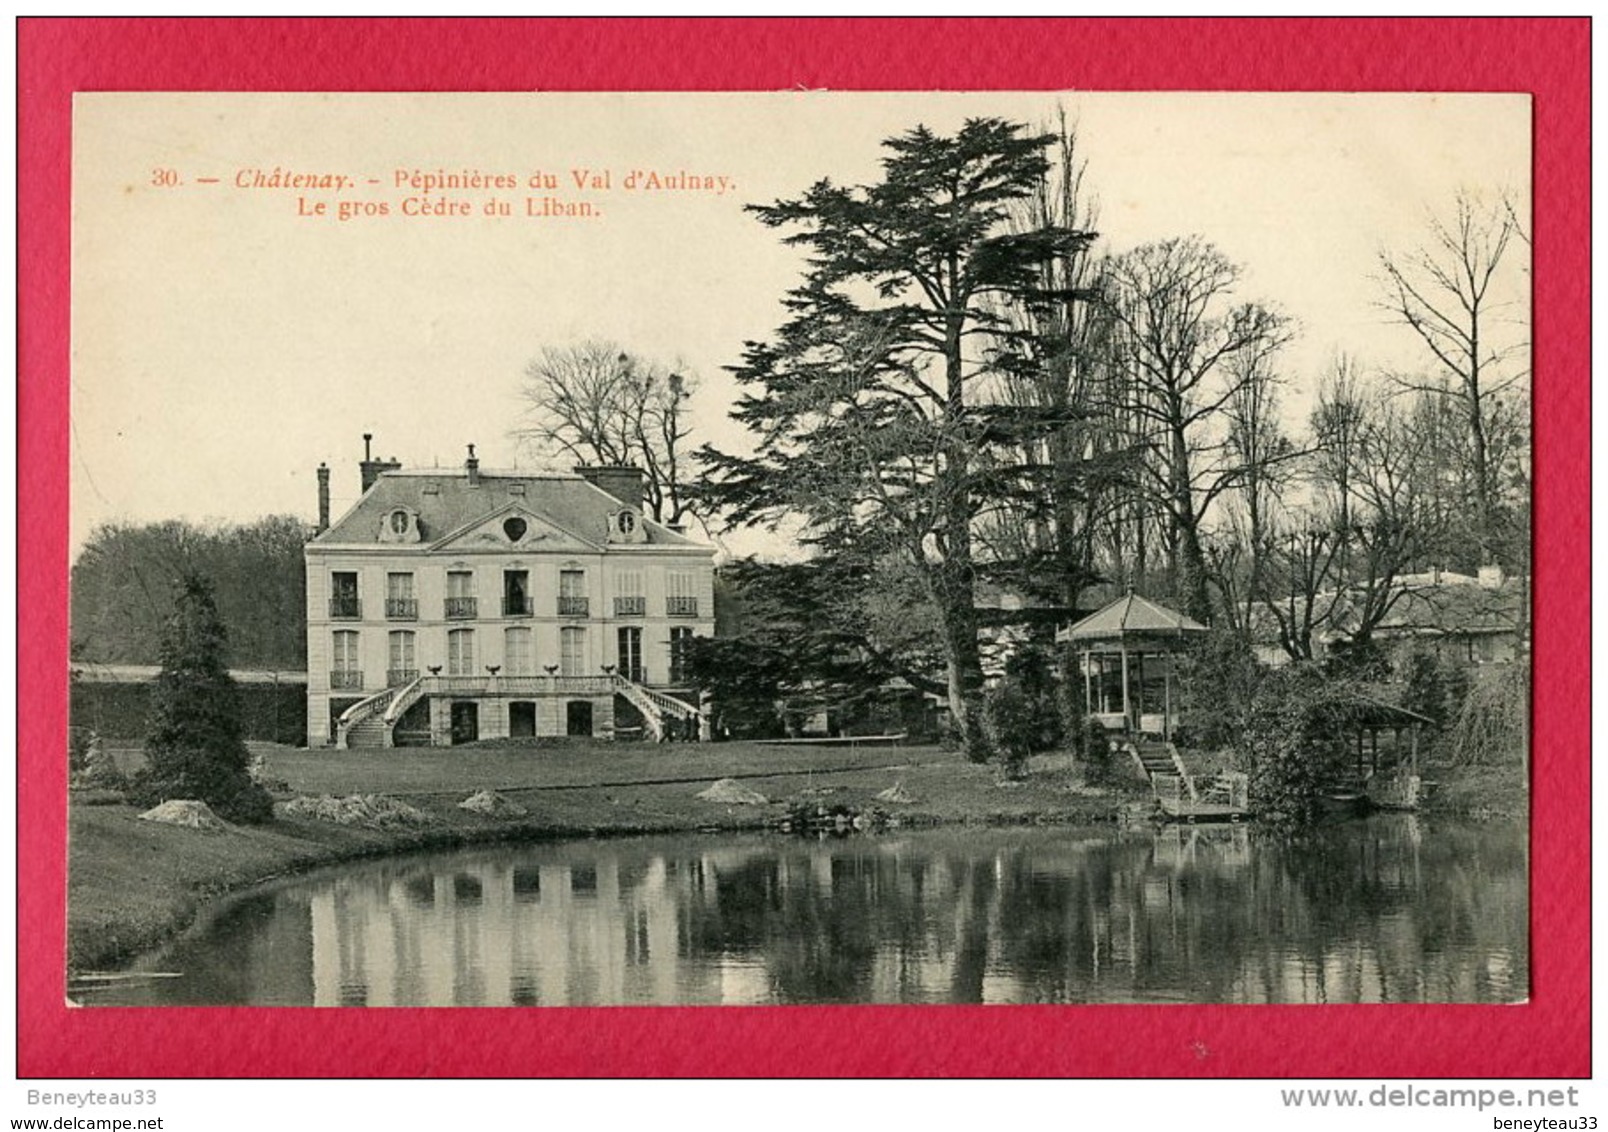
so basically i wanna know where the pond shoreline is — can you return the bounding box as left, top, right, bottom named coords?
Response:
left=68, top=741, right=1519, bottom=976
left=68, top=803, right=767, bottom=974
left=68, top=741, right=1136, bottom=974
left=80, top=806, right=1530, bottom=1009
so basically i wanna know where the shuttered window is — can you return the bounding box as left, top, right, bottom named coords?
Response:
left=448, top=628, right=476, bottom=675
left=560, top=627, right=586, bottom=676
left=504, top=627, right=533, bottom=676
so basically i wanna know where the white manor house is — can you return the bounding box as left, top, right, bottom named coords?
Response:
left=305, top=439, right=714, bottom=749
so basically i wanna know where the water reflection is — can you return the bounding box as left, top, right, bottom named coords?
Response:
left=86, top=816, right=1527, bottom=1006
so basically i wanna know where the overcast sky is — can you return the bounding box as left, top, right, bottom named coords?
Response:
left=71, top=92, right=1530, bottom=559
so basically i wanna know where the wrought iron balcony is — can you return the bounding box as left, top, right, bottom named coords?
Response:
left=614, top=596, right=646, bottom=616
left=387, top=668, right=419, bottom=686
left=329, top=596, right=361, bottom=619
left=666, top=596, right=699, bottom=617
left=385, top=598, right=418, bottom=620
left=503, top=596, right=534, bottom=617
left=330, top=669, right=364, bottom=691
left=445, top=596, right=478, bottom=619
left=558, top=596, right=590, bottom=617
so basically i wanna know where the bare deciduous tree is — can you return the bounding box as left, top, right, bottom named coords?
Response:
left=1309, top=354, right=1369, bottom=582
left=1254, top=518, right=1346, bottom=663
left=512, top=340, right=697, bottom=525
left=1103, top=236, right=1291, bottom=622
left=1213, top=342, right=1297, bottom=633
left=1331, top=390, right=1447, bottom=658
left=1377, top=190, right=1528, bottom=565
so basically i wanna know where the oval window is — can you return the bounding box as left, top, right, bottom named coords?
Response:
left=617, top=510, right=636, bottom=534
left=503, top=517, right=528, bottom=542
left=389, top=510, right=410, bottom=534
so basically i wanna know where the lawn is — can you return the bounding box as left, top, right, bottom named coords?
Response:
left=257, top=737, right=958, bottom=796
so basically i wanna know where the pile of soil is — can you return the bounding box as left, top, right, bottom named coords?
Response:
left=696, top=778, right=770, bottom=805
left=137, top=800, right=227, bottom=831
left=458, top=790, right=529, bottom=817
left=876, top=782, right=915, bottom=804
left=280, top=793, right=431, bottom=829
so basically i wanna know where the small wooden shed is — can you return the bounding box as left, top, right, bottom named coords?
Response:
left=1322, top=694, right=1435, bottom=779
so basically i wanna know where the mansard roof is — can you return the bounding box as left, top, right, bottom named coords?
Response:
left=309, top=469, right=708, bottom=551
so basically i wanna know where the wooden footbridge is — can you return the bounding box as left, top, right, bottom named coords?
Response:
left=1119, top=737, right=1251, bottom=822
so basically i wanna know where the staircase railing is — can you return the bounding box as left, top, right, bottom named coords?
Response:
left=1197, top=772, right=1249, bottom=810
left=1165, top=742, right=1200, bottom=802
left=381, top=675, right=426, bottom=726
left=1122, top=738, right=1205, bottom=804
left=334, top=685, right=395, bottom=750
left=610, top=674, right=700, bottom=741
left=620, top=677, right=699, bottom=720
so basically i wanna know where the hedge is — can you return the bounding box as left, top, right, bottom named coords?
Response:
left=69, top=680, right=307, bottom=745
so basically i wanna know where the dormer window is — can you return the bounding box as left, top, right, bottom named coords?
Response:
left=379, top=507, right=420, bottom=543
left=607, top=507, right=645, bottom=544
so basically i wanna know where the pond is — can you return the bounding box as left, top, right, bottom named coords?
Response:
left=80, top=815, right=1527, bottom=1006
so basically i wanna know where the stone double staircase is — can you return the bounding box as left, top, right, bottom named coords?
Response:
left=334, top=673, right=701, bottom=749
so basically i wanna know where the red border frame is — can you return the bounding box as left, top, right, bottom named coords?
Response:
left=18, top=18, right=1589, bottom=1078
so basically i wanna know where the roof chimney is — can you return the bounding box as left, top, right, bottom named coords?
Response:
left=316, top=462, right=331, bottom=533
left=574, top=464, right=644, bottom=508
left=466, top=443, right=480, bottom=486
left=359, top=433, right=402, bottom=492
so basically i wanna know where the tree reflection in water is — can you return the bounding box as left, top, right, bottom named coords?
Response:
left=87, top=816, right=1526, bottom=1006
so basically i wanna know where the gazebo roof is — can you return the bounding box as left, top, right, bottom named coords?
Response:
left=1057, top=591, right=1208, bottom=643
left=1319, top=693, right=1435, bottom=730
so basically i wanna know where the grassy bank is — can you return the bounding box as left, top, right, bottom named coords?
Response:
left=70, top=740, right=1137, bottom=972
left=1420, top=762, right=1528, bottom=818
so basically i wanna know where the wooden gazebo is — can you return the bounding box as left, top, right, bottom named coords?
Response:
left=1056, top=590, right=1208, bottom=739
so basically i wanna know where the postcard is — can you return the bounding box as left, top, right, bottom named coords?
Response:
left=20, top=19, right=1589, bottom=1084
